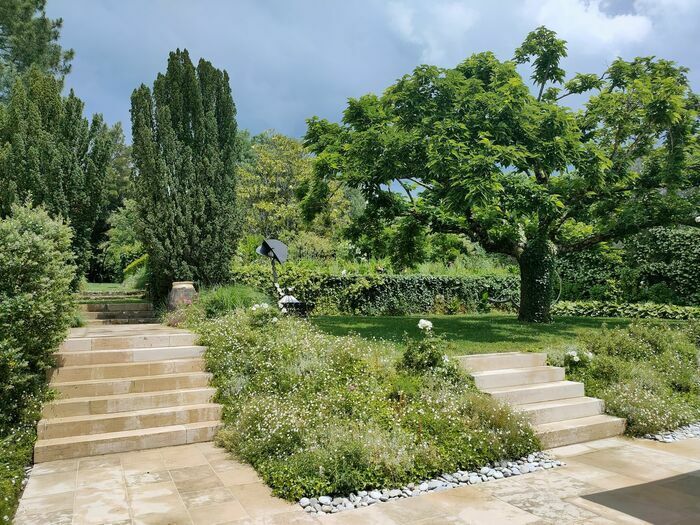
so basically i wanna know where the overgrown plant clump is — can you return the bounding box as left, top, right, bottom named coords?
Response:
left=197, top=311, right=538, bottom=500
left=549, top=323, right=700, bottom=436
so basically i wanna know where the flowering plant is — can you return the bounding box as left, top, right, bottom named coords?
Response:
left=400, top=319, right=456, bottom=377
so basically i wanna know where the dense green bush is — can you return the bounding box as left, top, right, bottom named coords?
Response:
left=230, top=262, right=519, bottom=315
left=0, top=204, right=76, bottom=430
left=0, top=204, right=75, bottom=520
left=549, top=323, right=700, bottom=436
left=197, top=311, right=537, bottom=500
left=552, top=301, right=700, bottom=320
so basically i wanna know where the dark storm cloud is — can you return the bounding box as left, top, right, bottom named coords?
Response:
left=46, top=0, right=700, bottom=139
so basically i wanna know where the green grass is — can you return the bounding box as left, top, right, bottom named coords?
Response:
left=312, top=313, right=633, bottom=355
left=82, top=282, right=132, bottom=292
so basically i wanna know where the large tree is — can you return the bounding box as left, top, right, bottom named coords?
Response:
left=130, top=49, right=240, bottom=296
left=0, top=66, right=112, bottom=279
left=0, top=0, right=73, bottom=96
left=304, top=27, right=699, bottom=322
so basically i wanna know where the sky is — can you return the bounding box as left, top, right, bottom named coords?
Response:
left=47, top=0, right=700, bottom=140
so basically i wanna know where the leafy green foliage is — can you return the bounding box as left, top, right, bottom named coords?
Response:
left=552, top=301, right=700, bottom=320
left=305, top=27, right=700, bottom=322
left=548, top=323, right=700, bottom=435
left=199, top=285, right=271, bottom=318
left=231, top=262, right=519, bottom=315
left=0, top=67, right=113, bottom=279
left=0, top=0, right=74, bottom=97
left=0, top=203, right=75, bottom=431
left=197, top=311, right=538, bottom=500
left=130, top=49, right=240, bottom=297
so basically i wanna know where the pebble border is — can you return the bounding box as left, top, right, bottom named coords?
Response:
left=644, top=421, right=700, bottom=442
left=298, top=451, right=563, bottom=515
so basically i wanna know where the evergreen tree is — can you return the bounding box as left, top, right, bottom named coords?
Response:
left=0, top=0, right=73, bottom=96
left=0, top=66, right=112, bottom=279
left=130, top=49, right=240, bottom=296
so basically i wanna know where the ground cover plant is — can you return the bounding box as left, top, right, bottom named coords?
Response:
left=313, top=314, right=632, bottom=355
left=196, top=308, right=538, bottom=500
left=549, top=323, right=700, bottom=436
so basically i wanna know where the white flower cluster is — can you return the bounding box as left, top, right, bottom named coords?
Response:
left=567, top=349, right=580, bottom=363
left=417, top=319, right=433, bottom=331
left=251, top=303, right=270, bottom=311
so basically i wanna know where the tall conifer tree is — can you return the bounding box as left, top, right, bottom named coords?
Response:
left=130, top=49, right=240, bottom=296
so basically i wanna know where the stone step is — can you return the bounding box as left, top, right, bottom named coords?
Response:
left=53, top=372, right=212, bottom=399
left=80, top=303, right=153, bottom=312
left=57, top=345, right=206, bottom=366
left=37, top=403, right=222, bottom=439
left=457, top=352, right=547, bottom=373
left=60, top=333, right=198, bottom=352
left=472, top=366, right=565, bottom=389
left=84, top=310, right=159, bottom=320
left=42, top=387, right=217, bottom=418
left=485, top=380, right=585, bottom=405
left=86, top=318, right=159, bottom=326
left=34, top=421, right=221, bottom=462
left=519, top=397, right=605, bottom=425
left=49, top=358, right=205, bottom=382
left=535, top=414, right=626, bottom=449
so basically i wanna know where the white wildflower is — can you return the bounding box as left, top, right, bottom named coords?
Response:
left=418, top=319, right=433, bottom=331
left=281, top=307, right=288, bottom=314
left=567, top=350, right=578, bottom=357
left=271, top=317, right=279, bottom=323
left=695, top=215, right=700, bottom=223
left=261, top=303, right=270, bottom=309
left=341, top=269, right=347, bottom=276
left=572, top=355, right=580, bottom=362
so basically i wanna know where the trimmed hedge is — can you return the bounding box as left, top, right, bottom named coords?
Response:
left=230, top=263, right=519, bottom=315
left=552, top=301, right=700, bottom=320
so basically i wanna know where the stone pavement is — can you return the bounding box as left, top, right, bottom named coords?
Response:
left=14, top=437, right=700, bottom=524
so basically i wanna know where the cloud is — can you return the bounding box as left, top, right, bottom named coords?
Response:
left=524, top=0, right=652, bottom=54
left=387, top=1, right=479, bottom=64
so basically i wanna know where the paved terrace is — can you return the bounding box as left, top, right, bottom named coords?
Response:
left=14, top=436, right=700, bottom=524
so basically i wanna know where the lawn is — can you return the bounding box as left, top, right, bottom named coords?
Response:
left=312, top=313, right=633, bottom=355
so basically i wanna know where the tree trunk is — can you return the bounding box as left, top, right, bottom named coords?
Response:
left=518, top=237, right=556, bottom=323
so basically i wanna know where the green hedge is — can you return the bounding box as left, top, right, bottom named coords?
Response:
left=552, top=301, right=700, bottom=320
left=230, top=263, right=519, bottom=315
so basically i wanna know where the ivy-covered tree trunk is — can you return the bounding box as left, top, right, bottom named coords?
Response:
left=518, top=237, right=556, bottom=323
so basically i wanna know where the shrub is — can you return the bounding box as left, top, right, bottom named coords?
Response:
left=199, top=311, right=538, bottom=500
left=199, top=285, right=271, bottom=319
left=0, top=204, right=75, bottom=431
left=551, top=301, right=700, bottom=320
left=0, top=204, right=75, bottom=521
left=230, top=262, right=519, bottom=315
left=552, top=323, right=700, bottom=436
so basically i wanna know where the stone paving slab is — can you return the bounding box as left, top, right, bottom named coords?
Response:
left=14, top=437, right=700, bottom=524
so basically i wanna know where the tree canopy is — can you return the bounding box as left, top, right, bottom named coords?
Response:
left=130, top=49, right=240, bottom=296
left=304, top=26, right=700, bottom=322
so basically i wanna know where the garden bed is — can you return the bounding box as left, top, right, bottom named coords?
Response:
left=194, top=308, right=539, bottom=501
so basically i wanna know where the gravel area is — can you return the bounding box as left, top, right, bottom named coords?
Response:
left=299, top=451, right=563, bottom=515
left=644, top=421, right=700, bottom=442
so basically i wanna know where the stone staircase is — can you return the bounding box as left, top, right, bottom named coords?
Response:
left=34, top=323, right=221, bottom=463
left=79, top=301, right=158, bottom=325
left=457, top=352, right=625, bottom=448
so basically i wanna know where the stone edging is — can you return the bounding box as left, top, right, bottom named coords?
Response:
left=644, top=421, right=700, bottom=442
left=299, top=451, right=563, bottom=515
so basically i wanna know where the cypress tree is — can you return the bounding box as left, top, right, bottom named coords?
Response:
left=130, top=49, right=239, bottom=297
left=0, top=66, right=112, bottom=278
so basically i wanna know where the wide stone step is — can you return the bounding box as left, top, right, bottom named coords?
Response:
left=37, top=403, right=222, bottom=439
left=472, top=366, right=565, bottom=389
left=457, top=352, right=547, bottom=373
left=49, top=358, right=205, bottom=382
left=60, top=332, right=196, bottom=352
left=53, top=372, right=212, bottom=399
left=34, top=421, right=221, bottom=462
left=86, top=318, right=160, bottom=326
left=84, top=310, right=159, bottom=320
left=57, top=345, right=206, bottom=366
left=42, top=387, right=217, bottom=418
left=535, top=414, right=626, bottom=449
left=519, top=397, right=604, bottom=425
left=485, top=380, right=585, bottom=405
left=80, top=303, right=153, bottom=312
